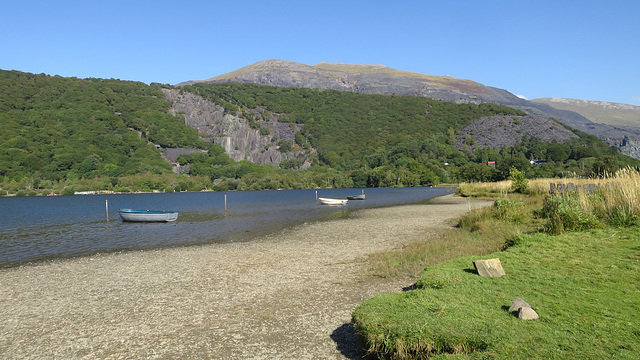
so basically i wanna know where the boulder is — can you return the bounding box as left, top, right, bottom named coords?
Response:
left=472, top=258, right=506, bottom=277
left=509, top=296, right=539, bottom=320
left=518, top=307, right=539, bottom=320
left=508, top=296, right=531, bottom=312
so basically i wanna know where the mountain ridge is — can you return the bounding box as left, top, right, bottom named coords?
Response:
left=532, top=97, right=640, bottom=127
left=179, top=59, right=640, bottom=159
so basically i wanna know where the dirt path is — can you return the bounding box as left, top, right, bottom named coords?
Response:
left=0, top=195, right=492, bottom=359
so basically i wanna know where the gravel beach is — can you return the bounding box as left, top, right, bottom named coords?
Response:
left=0, top=194, right=492, bottom=359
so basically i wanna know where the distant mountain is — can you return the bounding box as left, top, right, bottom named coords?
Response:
left=531, top=97, right=640, bottom=127
left=180, top=59, right=640, bottom=159
left=179, top=59, right=529, bottom=105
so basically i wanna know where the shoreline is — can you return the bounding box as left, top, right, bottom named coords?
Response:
left=0, top=194, right=492, bottom=359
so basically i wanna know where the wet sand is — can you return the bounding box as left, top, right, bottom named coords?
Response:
left=0, top=195, right=491, bottom=359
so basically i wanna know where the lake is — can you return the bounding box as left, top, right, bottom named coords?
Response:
left=0, top=187, right=454, bottom=268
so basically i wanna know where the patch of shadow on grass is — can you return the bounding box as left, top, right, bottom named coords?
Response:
left=403, top=283, right=418, bottom=291
left=463, top=268, right=478, bottom=275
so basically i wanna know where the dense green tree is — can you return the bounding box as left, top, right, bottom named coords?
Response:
left=0, top=70, right=211, bottom=188
left=459, top=162, right=496, bottom=182
left=591, top=155, right=619, bottom=177
left=547, top=142, right=570, bottom=162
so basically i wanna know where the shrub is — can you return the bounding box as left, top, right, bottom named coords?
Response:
left=278, top=140, right=293, bottom=153
left=457, top=206, right=492, bottom=232
left=492, top=198, right=526, bottom=222
left=509, top=167, right=529, bottom=193
left=537, top=193, right=600, bottom=234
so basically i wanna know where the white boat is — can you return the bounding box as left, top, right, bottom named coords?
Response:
left=318, top=197, right=348, bottom=205
left=118, top=209, right=179, bottom=222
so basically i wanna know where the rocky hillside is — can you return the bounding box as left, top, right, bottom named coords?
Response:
left=179, top=59, right=524, bottom=105
left=179, top=59, right=640, bottom=160
left=532, top=97, right=640, bottom=127
left=455, top=115, right=578, bottom=152
left=161, top=89, right=310, bottom=167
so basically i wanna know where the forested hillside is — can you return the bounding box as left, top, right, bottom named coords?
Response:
left=187, top=59, right=640, bottom=161
left=175, top=83, right=638, bottom=188
left=1, top=70, right=638, bottom=195
left=181, top=83, right=525, bottom=170
left=0, top=70, right=218, bottom=194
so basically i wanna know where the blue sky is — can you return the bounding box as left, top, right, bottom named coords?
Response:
left=2, top=0, right=639, bottom=105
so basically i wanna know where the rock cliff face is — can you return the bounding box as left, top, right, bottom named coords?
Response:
left=161, top=89, right=309, bottom=167
left=180, top=59, right=640, bottom=160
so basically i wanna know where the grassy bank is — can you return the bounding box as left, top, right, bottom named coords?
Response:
left=353, top=169, right=640, bottom=359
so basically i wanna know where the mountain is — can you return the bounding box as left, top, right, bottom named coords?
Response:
left=171, top=81, right=638, bottom=183
left=180, top=59, right=640, bottom=159
left=179, top=59, right=526, bottom=105
left=2, top=68, right=638, bottom=195
left=531, top=97, right=640, bottom=127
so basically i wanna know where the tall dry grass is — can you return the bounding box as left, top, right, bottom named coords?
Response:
left=458, top=172, right=633, bottom=197
left=456, top=181, right=511, bottom=197
left=458, top=168, right=640, bottom=231
left=585, top=167, right=640, bottom=226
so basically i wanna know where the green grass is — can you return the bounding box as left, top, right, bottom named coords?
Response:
left=354, top=219, right=640, bottom=359
left=365, top=196, right=540, bottom=279
left=355, top=173, right=640, bottom=358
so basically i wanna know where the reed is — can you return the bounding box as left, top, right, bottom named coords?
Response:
left=456, top=181, right=511, bottom=197
left=458, top=169, right=640, bottom=231
left=584, top=167, right=640, bottom=226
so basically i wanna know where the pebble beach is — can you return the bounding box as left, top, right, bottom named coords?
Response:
left=0, top=194, right=492, bottom=359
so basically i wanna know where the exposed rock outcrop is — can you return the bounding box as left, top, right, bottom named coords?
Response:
left=455, top=115, right=578, bottom=152
left=161, top=89, right=309, bottom=167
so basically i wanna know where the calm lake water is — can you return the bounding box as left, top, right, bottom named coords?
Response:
left=0, top=187, right=453, bottom=268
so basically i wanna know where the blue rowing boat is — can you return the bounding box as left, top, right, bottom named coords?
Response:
left=118, top=209, right=179, bottom=222
left=347, top=190, right=366, bottom=200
